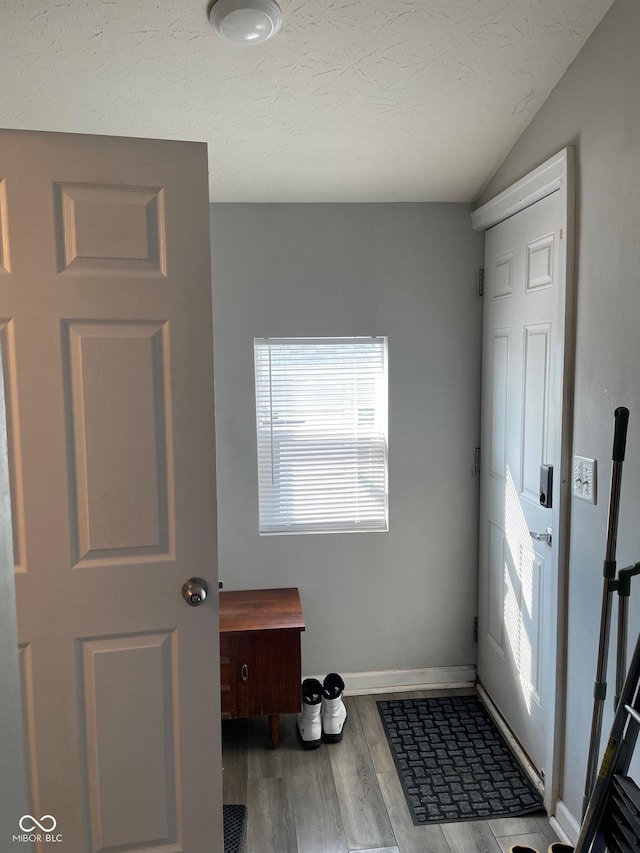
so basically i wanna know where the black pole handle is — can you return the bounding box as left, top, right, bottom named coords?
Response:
left=612, top=406, right=629, bottom=462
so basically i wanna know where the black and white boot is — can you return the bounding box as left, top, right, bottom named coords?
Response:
left=297, top=678, right=323, bottom=749
left=321, top=673, right=347, bottom=742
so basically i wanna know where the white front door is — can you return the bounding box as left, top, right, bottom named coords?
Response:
left=477, top=158, right=572, bottom=797
left=0, top=129, right=222, bottom=852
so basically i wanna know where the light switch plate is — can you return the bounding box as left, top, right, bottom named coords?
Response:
left=573, top=455, right=597, bottom=504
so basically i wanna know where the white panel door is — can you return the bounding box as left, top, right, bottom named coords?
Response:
left=478, top=189, right=567, bottom=783
left=0, top=129, right=221, bottom=853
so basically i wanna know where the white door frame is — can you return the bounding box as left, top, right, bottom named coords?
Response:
left=472, top=148, right=575, bottom=816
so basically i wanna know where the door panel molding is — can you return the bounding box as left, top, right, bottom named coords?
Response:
left=0, top=319, right=26, bottom=571
left=493, top=251, right=515, bottom=299
left=526, top=233, right=555, bottom=292
left=18, top=642, right=40, bottom=819
left=520, top=323, right=551, bottom=503
left=489, top=329, right=510, bottom=483
left=487, top=521, right=506, bottom=657
left=63, top=320, right=176, bottom=568
left=0, top=178, right=10, bottom=274
left=54, top=182, right=167, bottom=277
left=79, top=630, right=180, bottom=851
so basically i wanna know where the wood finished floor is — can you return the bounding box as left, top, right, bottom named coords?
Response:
left=222, top=689, right=559, bottom=853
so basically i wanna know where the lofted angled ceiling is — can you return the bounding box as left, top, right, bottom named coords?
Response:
left=0, top=0, right=615, bottom=202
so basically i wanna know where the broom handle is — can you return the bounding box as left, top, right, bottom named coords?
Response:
left=576, top=629, right=640, bottom=853
left=606, top=407, right=628, bottom=562
left=583, top=407, right=629, bottom=813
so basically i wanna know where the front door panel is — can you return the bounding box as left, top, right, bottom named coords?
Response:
left=478, top=190, right=564, bottom=780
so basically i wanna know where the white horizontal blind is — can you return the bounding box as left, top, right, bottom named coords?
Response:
left=254, top=337, right=388, bottom=534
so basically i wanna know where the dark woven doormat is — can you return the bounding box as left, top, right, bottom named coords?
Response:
left=377, top=695, right=543, bottom=825
left=223, top=804, right=247, bottom=853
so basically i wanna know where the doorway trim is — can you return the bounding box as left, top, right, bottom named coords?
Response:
left=472, top=147, right=575, bottom=820
left=472, top=148, right=574, bottom=231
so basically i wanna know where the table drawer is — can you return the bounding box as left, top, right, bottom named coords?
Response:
left=219, top=634, right=235, bottom=718
left=220, top=636, right=231, bottom=687
left=220, top=687, right=234, bottom=719
left=220, top=634, right=231, bottom=659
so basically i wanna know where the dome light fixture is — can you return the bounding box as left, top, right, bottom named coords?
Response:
left=209, top=0, right=283, bottom=45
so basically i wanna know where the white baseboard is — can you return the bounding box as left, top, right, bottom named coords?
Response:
left=553, top=799, right=580, bottom=845
left=305, top=665, right=476, bottom=696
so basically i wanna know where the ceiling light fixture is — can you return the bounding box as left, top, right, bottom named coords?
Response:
left=209, top=0, right=283, bottom=45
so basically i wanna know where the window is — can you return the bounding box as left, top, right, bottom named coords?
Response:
left=254, top=337, right=388, bottom=534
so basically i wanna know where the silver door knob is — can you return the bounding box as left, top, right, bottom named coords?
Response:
left=182, top=578, right=209, bottom=606
left=529, top=528, right=552, bottom=544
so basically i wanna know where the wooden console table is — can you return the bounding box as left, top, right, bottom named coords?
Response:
left=219, top=588, right=305, bottom=747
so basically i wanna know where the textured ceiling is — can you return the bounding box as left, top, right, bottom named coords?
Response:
left=0, top=0, right=614, bottom=202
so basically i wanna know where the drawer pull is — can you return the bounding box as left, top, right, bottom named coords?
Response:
left=241, top=663, right=249, bottom=681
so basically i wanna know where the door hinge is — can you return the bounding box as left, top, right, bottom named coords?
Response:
left=478, top=268, right=485, bottom=296
left=473, top=616, right=479, bottom=643
left=474, top=446, right=481, bottom=474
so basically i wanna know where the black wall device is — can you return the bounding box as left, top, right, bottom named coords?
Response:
left=540, top=464, right=553, bottom=508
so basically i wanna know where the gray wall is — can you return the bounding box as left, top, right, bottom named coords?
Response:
left=210, top=203, right=484, bottom=677
left=478, top=0, right=640, bottom=825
